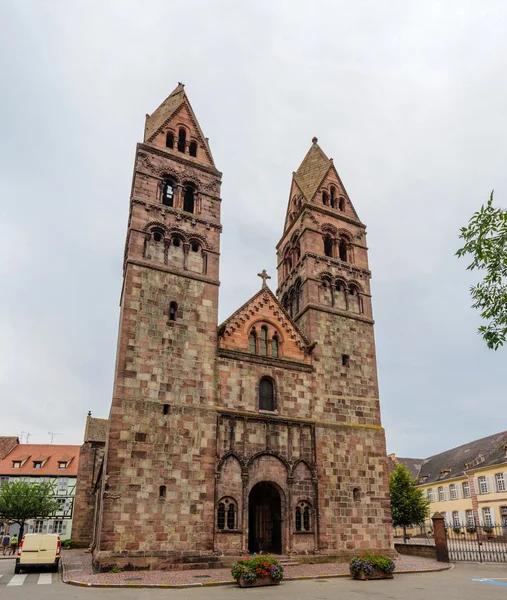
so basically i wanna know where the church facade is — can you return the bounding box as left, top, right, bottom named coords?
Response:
left=91, top=84, right=393, bottom=570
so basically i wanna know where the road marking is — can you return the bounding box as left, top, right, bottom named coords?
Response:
left=471, top=578, right=507, bottom=588
left=38, top=573, right=52, bottom=585
left=7, top=574, right=27, bottom=586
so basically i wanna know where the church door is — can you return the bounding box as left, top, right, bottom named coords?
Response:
left=248, top=482, right=282, bottom=554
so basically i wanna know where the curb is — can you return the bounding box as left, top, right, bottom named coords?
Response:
left=62, top=565, right=452, bottom=588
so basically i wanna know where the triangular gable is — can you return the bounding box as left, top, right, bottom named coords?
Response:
left=144, top=83, right=215, bottom=167
left=218, top=286, right=310, bottom=362
left=317, top=163, right=361, bottom=222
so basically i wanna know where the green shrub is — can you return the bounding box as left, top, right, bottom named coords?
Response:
left=109, top=567, right=122, bottom=573
left=231, top=555, right=284, bottom=583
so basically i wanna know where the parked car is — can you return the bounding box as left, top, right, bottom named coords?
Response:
left=15, top=534, right=61, bottom=574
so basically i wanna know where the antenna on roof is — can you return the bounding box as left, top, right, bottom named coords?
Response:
left=18, top=431, right=31, bottom=443
left=48, top=432, right=63, bottom=444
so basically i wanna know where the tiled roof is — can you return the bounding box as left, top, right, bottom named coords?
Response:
left=84, top=417, right=108, bottom=443
left=417, top=430, right=507, bottom=485
left=0, top=444, right=80, bottom=477
left=387, top=454, right=423, bottom=479
left=293, top=141, right=331, bottom=202
left=0, top=437, right=19, bottom=459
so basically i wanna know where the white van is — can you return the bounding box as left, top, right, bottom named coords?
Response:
left=15, top=534, right=61, bottom=574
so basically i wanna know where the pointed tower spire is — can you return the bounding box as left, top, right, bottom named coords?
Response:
left=143, top=84, right=215, bottom=167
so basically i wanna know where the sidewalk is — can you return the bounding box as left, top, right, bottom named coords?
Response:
left=62, top=550, right=451, bottom=588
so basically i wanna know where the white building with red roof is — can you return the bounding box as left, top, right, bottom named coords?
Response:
left=0, top=439, right=80, bottom=539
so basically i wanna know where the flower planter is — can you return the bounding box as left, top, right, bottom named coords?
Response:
left=353, top=569, right=394, bottom=581
left=238, top=576, right=281, bottom=588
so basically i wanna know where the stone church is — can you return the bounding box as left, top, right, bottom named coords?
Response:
left=86, top=83, right=393, bottom=570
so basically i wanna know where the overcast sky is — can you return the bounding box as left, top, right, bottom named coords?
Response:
left=0, top=1, right=505, bottom=457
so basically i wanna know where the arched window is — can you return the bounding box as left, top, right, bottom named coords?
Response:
left=324, top=236, right=333, bottom=257
left=217, top=498, right=237, bottom=530
left=272, top=334, right=279, bottom=358
left=162, top=177, right=175, bottom=207
left=165, top=131, right=174, bottom=149
left=322, top=191, right=328, bottom=206
left=183, top=184, right=195, bottom=213
left=339, top=196, right=346, bottom=211
left=159, top=485, right=166, bottom=499
left=169, top=301, right=177, bottom=321
left=152, top=229, right=164, bottom=243
left=330, top=187, right=336, bottom=209
left=177, top=128, right=186, bottom=152
left=295, top=501, right=312, bottom=532
left=293, top=280, right=302, bottom=315
left=339, top=238, right=348, bottom=262
left=172, top=236, right=181, bottom=248
left=259, top=377, right=275, bottom=411
left=227, top=503, right=235, bottom=529
left=260, top=326, right=268, bottom=356
left=249, top=328, right=257, bottom=354
left=217, top=502, right=225, bottom=530
left=189, top=141, right=198, bottom=157
left=295, top=506, right=302, bottom=531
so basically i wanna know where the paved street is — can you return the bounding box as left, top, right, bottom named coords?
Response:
left=1, top=559, right=507, bottom=598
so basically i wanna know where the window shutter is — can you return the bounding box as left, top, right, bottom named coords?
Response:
left=479, top=511, right=484, bottom=525
left=459, top=511, right=466, bottom=525
left=473, top=478, right=480, bottom=494
left=457, top=485, right=463, bottom=499
left=445, top=486, right=450, bottom=500
left=487, top=476, right=494, bottom=493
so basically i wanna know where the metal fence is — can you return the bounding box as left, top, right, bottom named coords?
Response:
left=445, top=524, right=507, bottom=562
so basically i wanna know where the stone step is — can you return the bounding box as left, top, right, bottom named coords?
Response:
left=280, top=561, right=299, bottom=567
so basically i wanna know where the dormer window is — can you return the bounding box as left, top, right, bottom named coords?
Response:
left=58, top=461, right=67, bottom=470
left=33, top=461, right=42, bottom=470
left=12, top=461, right=21, bottom=469
left=439, top=468, right=450, bottom=479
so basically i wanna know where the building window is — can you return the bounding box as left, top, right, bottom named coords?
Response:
left=452, top=511, right=460, bottom=527
left=482, top=507, right=493, bottom=527
left=169, top=301, right=178, bottom=321
left=183, top=184, right=196, bottom=213
left=57, top=478, right=68, bottom=492
left=353, top=488, right=360, bottom=502
left=12, top=461, right=21, bottom=469
left=260, top=326, right=268, bottom=356
left=165, top=131, right=174, bottom=148
left=249, top=328, right=257, bottom=354
left=342, top=354, right=350, bottom=367
left=466, top=509, right=475, bottom=526
left=272, top=334, right=279, bottom=358
left=339, top=238, right=348, bottom=262
left=177, top=128, right=186, bottom=153
left=159, top=485, right=166, bottom=499
left=53, top=520, right=64, bottom=534
left=438, top=486, right=445, bottom=502
left=295, top=501, right=312, bottom=532
left=58, top=462, right=67, bottom=470
left=324, top=236, right=333, bottom=257
left=339, top=197, right=345, bottom=211
left=330, top=187, right=336, bottom=209
left=34, top=520, right=44, bottom=533
left=163, top=404, right=169, bottom=416
left=135, top=432, right=147, bottom=442
left=450, top=484, right=457, bottom=500
left=259, top=377, right=275, bottom=411
left=217, top=498, right=237, bottom=530
left=33, top=461, right=42, bottom=470
left=162, top=177, right=175, bottom=207
left=478, top=476, right=488, bottom=494
left=462, top=481, right=471, bottom=498
left=322, top=191, right=328, bottom=206
left=496, top=473, right=506, bottom=492
left=428, top=488, right=435, bottom=502
left=189, top=141, right=198, bottom=157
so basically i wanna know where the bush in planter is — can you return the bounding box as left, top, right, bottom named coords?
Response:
left=231, top=555, right=284, bottom=584
left=483, top=526, right=494, bottom=534
left=453, top=527, right=461, bottom=535
left=350, top=552, right=395, bottom=578
left=466, top=526, right=476, bottom=534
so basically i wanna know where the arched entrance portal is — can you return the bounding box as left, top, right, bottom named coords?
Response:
left=248, top=482, right=282, bottom=554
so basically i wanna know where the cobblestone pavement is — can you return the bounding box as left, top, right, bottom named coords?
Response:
left=62, top=550, right=450, bottom=587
